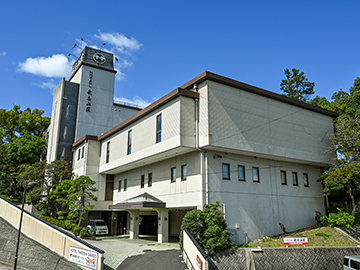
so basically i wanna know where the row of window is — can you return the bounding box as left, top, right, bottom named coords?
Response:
left=106, top=114, right=162, bottom=163
left=117, top=165, right=187, bottom=192
left=222, top=164, right=260, bottom=182
left=281, top=171, right=309, bottom=187
left=222, top=163, right=310, bottom=187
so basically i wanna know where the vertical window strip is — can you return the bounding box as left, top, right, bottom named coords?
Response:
left=124, top=179, right=127, bottom=191
left=78, top=149, right=81, bottom=160
left=81, top=146, right=84, bottom=158
left=156, top=114, right=162, bottom=143
left=141, top=174, right=145, bottom=188
left=148, top=173, right=152, bottom=187
left=303, top=173, right=309, bottom=187
left=118, top=180, right=122, bottom=192
left=252, top=167, right=260, bottom=182
left=181, top=165, right=187, bottom=180
left=222, top=163, right=230, bottom=180
left=171, top=167, right=176, bottom=182
left=281, top=171, right=287, bottom=185
left=238, top=165, right=245, bottom=181
left=127, top=130, right=132, bottom=155
left=292, top=172, right=298, bottom=186
left=106, top=141, right=110, bottom=163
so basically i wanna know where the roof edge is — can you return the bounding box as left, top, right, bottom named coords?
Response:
left=72, top=135, right=98, bottom=148
left=181, top=71, right=339, bottom=118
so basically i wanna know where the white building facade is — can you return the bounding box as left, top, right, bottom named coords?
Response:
left=47, top=47, right=337, bottom=244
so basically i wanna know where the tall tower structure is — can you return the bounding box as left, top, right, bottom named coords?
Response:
left=45, top=47, right=140, bottom=165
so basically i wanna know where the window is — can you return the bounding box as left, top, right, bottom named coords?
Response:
left=181, top=165, right=187, bottom=181
left=238, top=165, right=245, bottom=181
left=148, top=173, right=152, bottom=187
left=78, top=148, right=81, bottom=160
left=141, top=175, right=145, bottom=188
left=281, top=171, right=287, bottom=185
left=303, top=173, right=309, bottom=187
left=124, top=179, right=127, bottom=191
left=252, top=167, right=260, bottom=182
left=81, top=146, right=84, bottom=158
left=105, top=175, right=114, bottom=201
left=171, top=167, right=176, bottom=182
left=127, top=130, right=132, bottom=155
left=106, top=141, right=110, bottom=163
left=351, top=260, right=360, bottom=269
left=292, top=172, right=298, bottom=186
left=222, top=163, right=230, bottom=180
left=156, top=114, right=162, bottom=143
left=118, top=180, right=122, bottom=192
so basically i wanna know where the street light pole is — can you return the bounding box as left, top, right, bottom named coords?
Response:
left=13, top=181, right=38, bottom=270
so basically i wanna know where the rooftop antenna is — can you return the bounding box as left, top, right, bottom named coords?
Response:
left=100, top=43, right=106, bottom=50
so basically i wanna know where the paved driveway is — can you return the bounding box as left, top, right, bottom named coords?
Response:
left=86, top=235, right=183, bottom=270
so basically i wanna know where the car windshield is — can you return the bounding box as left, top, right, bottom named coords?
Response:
left=95, top=221, right=107, bottom=226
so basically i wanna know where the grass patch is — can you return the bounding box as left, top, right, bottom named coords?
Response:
left=237, top=227, right=358, bottom=248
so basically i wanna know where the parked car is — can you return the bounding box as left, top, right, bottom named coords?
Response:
left=344, top=255, right=360, bottom=270
left=87, top=219, right=109, bottom=235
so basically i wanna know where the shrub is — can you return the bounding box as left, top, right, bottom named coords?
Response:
left=80, top=227, right=92, bottom=238
left=316, top=215, right=328, bottom=227
left=73, top=226, right=82, bottom=236
left=328, top=211, right=355, bottom=228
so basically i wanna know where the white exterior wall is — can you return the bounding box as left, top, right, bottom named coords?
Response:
left=73, top=139, right=111, bottom=210
left=203, top=81, right=335, bottom=165
left=113, top=152, right=203, bottom=209
left=70, top=65, right=138, bottom=141
left=207, top=151, right=325, bottom=244
left=99, top=96, right=196, bottom=174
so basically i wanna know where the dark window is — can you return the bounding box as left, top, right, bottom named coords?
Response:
left=292, top=172, right=298, bottom=186
left=78, top=149, right=81, bottom=160
left=281, top=171, right=287, bottom=185
left=181, top=165, right=187, bottom=181
left=81, top=146, right=84, bottom=158
left=238, top=165, right=245, bottom=181
left=222, top=163, right=230, bottom=180
left=127, top=130, right=132, bottom=155
left=105, top=175, right=114, bottom=201
left=303, top=173, right=309, bottom=187
left=171, top=167, right=176, bottom=182
left=106, top=141, right=110, bottom=163
left=344, top=258, right=349, bottom=266
left=118, top=180, right=122, bottom=192
left=148, top=173, right=152, bottom=187
left=156, top=114, right=162, bottom=143
left=141, top=175, right=145, bottom=188
left=351, top=260, right=360, bottom=269
left=124, top=179, right=127, bottom=191
left=252, top=167, right=260, bottom=182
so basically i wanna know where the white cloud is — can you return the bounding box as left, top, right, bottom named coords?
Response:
left=114, top=96, right=151, bottom=108
left=94, top=31, right=142, bottom=54
left=0, top=51, right=6, bottom=56
left=32, top=80, right=57, bottom=90
left=18, top=54, right=72, bottom=78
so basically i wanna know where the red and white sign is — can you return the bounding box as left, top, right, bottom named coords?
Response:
left=284, top=237, right=308, bottom=245
left=196, top=255, right=203, bottom=270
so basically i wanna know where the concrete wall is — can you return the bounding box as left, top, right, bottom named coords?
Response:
left=183, top=228, right=209, bottom=270
left=203, top=80, right=335, bottom=165
left=99, top=96, right=196, bottom=174
left=113, top=151, right=203, bottom=209
left=0, top=197, right=104, bottom=270
left=207, top=150, right=325, bottom=244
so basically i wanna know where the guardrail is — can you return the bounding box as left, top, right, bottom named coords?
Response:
left=0, top=196, right=104, bottom=270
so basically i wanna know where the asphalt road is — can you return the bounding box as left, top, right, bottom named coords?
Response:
left=117, top=249, right=187, bottom=270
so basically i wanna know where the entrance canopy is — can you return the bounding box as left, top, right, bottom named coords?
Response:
left=109, top=193, right=166, bottom=210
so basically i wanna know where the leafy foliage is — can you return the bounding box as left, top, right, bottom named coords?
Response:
left=180, top=201, right=233, bottom=254
left=280, top=68, right=315, bottom=102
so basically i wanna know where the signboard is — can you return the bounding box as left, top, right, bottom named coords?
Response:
left=69, top=246, right=97, bottom=269
left=196, top=255, right=203, bottom=270
left=284, top=238, right=308, bottom=245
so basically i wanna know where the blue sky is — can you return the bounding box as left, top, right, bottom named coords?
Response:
left=1, top=1, right=359, bottom=117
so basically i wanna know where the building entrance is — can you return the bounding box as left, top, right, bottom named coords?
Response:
left=139, top=215, right=158, bottom=235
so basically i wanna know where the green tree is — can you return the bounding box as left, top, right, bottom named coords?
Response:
left=67, top=176, right=97, bottom=227
left=180, top=201, right=233, bottom=254
left=280, top=68, right=315, bottom=102
left=319, top=163, right=360, bottom=216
